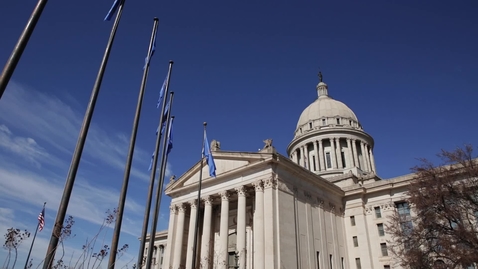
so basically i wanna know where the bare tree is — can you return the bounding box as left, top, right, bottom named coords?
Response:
left=2, top=228, right=31, bottom=269
left=386, top=145, right=478, bottom=269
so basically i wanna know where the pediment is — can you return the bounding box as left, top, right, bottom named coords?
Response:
left=165, top=151, right=271, bottom=194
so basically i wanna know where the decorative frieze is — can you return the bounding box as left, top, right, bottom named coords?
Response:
left=202, top=196, right=213, bottom=206
left=235, top=186, right=247, bottom=196
left=177, top=203, right=186, bottom=213
left=219, top=191, right=230, bottom=201
left=329, top=203, right=336, bottom=213
left=170, top=205, right=178, bottom=214
left=252, top=180, right=264, bottom=192
left=264, top=177, right=277, bottom=189
left=188, top=199, right=197, bottom=209
left=304, top=190, right=312, bottom=200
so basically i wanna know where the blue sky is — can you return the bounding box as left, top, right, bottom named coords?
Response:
left=0, top=0, right=477, bottom=268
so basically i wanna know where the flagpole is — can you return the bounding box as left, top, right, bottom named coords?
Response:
left=0, top=0, right=48, bottom=99
left=191, top=122, right=207, bottom=269
left=136, top=61, right=174, bottom=268
left=145, top=94, right=175, bottom=269
left=42, top=1, right=127, bottom=268
left=24, top=202, right=46, bottom=269
left=107, top=17, right=159, bottom=269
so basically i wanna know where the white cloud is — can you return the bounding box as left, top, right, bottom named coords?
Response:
left=0, top=124, right=62, bottom=168
left=0, top=82, right=175, bottom=269
left=0, top=82, right=156, bottom=183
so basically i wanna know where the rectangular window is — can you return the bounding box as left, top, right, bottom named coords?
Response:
left=228, top=251, right=238, bottom=268
left=336, top=118, right=340, bottom=124
left=396, top=202, right=411, bottom=217
left=313, top=156, right=317, bottom=171
left=355, top=258, right=361, bottom=269
left=384, top=266, right=390, bottom=269
left=349, top=120, right=352, bottom=125
left=396, top=201, right=413, bottom=234
left=377, top=223, right=385, bottom=236
left=326, top=152, right=332, bottom=168
left=374, top=206, right=382, bottom=218
left=341, top=151, right=346, bottom=167
left=353, top=236, right=358, bottom=247
left=350, top=216, right=356, bottom=226
left=380, top=243, right=388, bottom=256
left=322, top=119, right=326, bottom=125
left=329, top=255, right=333, bottom=269
left=316, top=251, right=320, bottom=269
left=309, top=122, right=313, bottom=129
left=341, top=257, right=344, bottom=269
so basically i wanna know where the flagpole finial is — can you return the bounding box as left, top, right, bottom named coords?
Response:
left=203, top=122, right=207, bottom=127
left=169, top=60, right=174, bottom=64
left=153, top=17, right=159, bottom=21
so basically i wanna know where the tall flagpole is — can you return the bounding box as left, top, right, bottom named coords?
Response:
left=107, top=17, right=159, bottom=269
left=191, top=122, right=207, bottom=269
left=24, top=202, right=46, bottom=269
left=144, top=95, right=174, bottom=269
left=136, top=61, right=174, bottom=268
left=42, top=1, right=127, bottom=268
left=0, top=0, right=48, bottom=99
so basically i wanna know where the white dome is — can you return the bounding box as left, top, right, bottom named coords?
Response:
left=295, top=81, right=359, bottom=131
left=296, top=96, right=358, bottom=129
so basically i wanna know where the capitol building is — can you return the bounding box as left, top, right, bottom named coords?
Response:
left=144, top=74, right=414, bottom=269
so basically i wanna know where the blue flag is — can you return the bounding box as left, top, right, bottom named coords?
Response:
left=148, top=152, right=154, bottom=171
left=104, top=0, right=120, bottom=21
left=166, top=118, right=174, bottom=155
left=157, top=77, right=167, bottom=109
left=143, top=33, right=157, bottom=70
left=155, top=104, right=170, bottom=136
left=202, top=132, right=216, bottom=177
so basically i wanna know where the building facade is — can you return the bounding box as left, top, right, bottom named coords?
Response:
left=144, top=76, right=415, bottom=269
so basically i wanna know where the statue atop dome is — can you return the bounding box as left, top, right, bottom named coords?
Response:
left=318, top=71, right=323, bottom=82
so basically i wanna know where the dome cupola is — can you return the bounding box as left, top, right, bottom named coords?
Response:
left=287, top=72, right=376, bottom=181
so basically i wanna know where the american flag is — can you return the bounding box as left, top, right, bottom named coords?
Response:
left=38, top=207, right=45, bottom=232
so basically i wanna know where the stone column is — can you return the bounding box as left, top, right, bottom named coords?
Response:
left=352, top=139, right=359, bottom=168
left=313, top=140, right=319, bottom=172
left=335, top=138, right=343, bottom=168
left=185, top=200, right=197, bottom=269
left=360, top=141, right=369, bottom=171
left=370, top=148, right=377, bottom=173
left=218, top=191, right=230, bottom=269
left=162, top=205, right=177, bottom=269
left=154, top=245, right=160, bottom=269
left=263, top=177, right=277, bottom=268
left=235, top=186, right=247, bottom=269
left=346, top=138, right=354, bottom=168
left=172, top=203, right=186, bottom=269
left=318, top=140, right=325, bottom=171
left=253, top=181, right=264, bottom=269
left=329, top=138, right=337, bottom=169
left=200, top=196, right=213, bottom=268
left=302, top=145, right=308, bottom=169
left=364, top=144, right=371, bottom=172
left=155, top=245, right=162, bottom=269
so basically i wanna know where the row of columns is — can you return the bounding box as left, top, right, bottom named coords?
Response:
left=291, top=137, right=376, bottom=173
left=162, top=179, right=276, bottom=269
